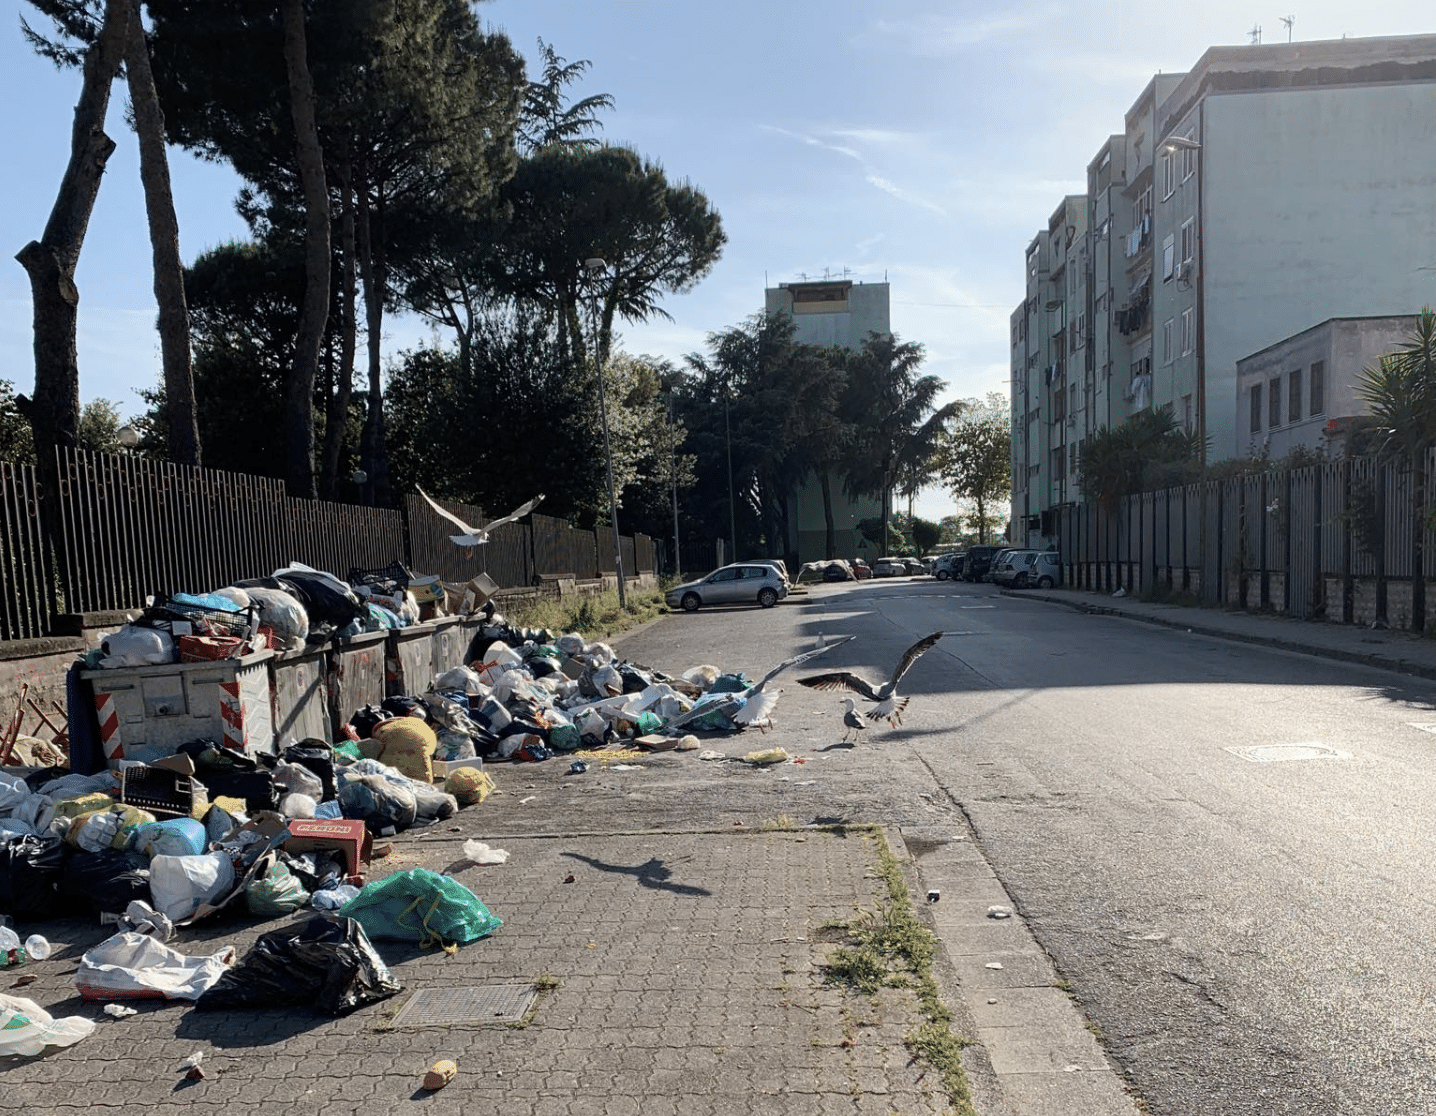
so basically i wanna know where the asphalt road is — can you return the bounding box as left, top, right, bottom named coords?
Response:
left=604, top=576, right=1436, bottom=1116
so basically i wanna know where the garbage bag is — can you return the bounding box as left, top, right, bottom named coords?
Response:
left=75, top=932, right=235, bottom=1001
left=0, top=834, right=66, bottom=920
left=245, top=859, right=310, bottom=918
left=348, top=704, right=392, bottom=740
left=235, top=585, right=308, bottom=651
left=272, top=760, right=324, bottom=801
left=0, top=994, right=95, bottom=1057
left=96, top=624, right=174, bottom=668
left=409, top=782, right=458, bottom=825
left=195, top=916, right=400, bottom=1015
left=149, top=852, right=235, bottom=924
left=66, top=804, right=156, bottom=853
left=283, top=741, right=337, bottom=801
left=131, top=819, right=207, bottom=859
left=270, top=566, right=365, bottom=629
left=369, top=718, right=436, bottom=783
left=338, top=774, right=417, bottom=835
left=338, top=868, right=501, bottom=947
left=58, top=849, right=151, bottom=915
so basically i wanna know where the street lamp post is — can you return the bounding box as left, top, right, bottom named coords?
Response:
left=664, top=385, right=682, bottom=578
left=723, top=375, right=736, bottom=563
left=583, top=257, right=628, bottom=610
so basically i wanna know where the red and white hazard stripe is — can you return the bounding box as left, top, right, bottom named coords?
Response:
left=93, top=691, right=122, bottom=762
left=219, top=680, right=244, bottom=752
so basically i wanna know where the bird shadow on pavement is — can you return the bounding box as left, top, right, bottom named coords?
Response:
left=560, top=852, right=712, bottom=896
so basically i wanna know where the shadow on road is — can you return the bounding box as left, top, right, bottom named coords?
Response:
left=560, top=852, right=712, bottom=896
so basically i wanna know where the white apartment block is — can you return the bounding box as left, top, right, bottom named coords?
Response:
left=1011, top=34, right=1436, bottom=546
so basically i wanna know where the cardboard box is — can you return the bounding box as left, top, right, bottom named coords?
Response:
left=433, top=756, right=484, bottom=779
left=284, top=818, right=372, bottom=884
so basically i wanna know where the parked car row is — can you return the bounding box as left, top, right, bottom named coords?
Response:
left=926, top=547, right=1063, bottom=588
left=871, top=556, right=927, bottom=578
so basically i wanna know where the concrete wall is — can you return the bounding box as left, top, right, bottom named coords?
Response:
left=765, top=281, right=891, bottom=348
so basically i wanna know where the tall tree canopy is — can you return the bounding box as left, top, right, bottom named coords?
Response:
left=936, top=393, right=1011, bottom=545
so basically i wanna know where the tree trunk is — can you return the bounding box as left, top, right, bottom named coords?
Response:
left=821, top=469, right=835, bottom=559
left=281, top=0, right=330, bottom=500
left=16, top=0, right=130, bottom=472
left=356, top=176, right=391, bottom=508
left=124, top=0, right=199, bottom=466
left=320, top=160, right=357, bottom=499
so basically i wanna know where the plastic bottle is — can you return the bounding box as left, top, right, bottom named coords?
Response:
left=23, top=935, right=51, bottom=961
left=0, top=925, right=25, bottom=967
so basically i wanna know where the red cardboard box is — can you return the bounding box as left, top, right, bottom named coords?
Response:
left=284, top=819, right=372, bottom=884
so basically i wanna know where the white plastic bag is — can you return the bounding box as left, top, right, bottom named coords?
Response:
left=149, top=853, right=235, bottom=924
left=0, top=994, right=95, bottom=1057
left=272, top=761, right=323, bottom=800
left=76, top=933, right=236, bottom=1001
left=97, top=625, right=175, bottom=668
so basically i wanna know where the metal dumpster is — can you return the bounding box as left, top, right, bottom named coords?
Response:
left=82, top=650, right=276, bottom=767
left=387, top=623, right=434, bottom=696
left=270, top=644, right=331, bottom=747
left=429, top=617, right=467, bottom=678
left=326, top=629, right=388, bottom=733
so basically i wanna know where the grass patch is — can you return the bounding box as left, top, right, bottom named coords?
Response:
left=502, top=585, right=667, bottom=639
left=819, top=828, right=976, bottom=1116
left=757, top=815, right=798, bottom=832
left=510, top=973, right=563, bottom=1030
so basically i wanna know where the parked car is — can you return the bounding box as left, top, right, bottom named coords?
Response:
left=1022, top=551, right=1062, bottom=589
left=852, top=559, right=873, bottom=580
left=932, top=554, right=963, bottom=581
left=990, top=549, right=1039, bottom=587
left=872, top=556, right=907, bottom=577
left=821, top=560, right=854, bottom=582
left=748, top=558, right=790, bottom=585
left=902, top=557, right=926, bottom=576
left=961, top=545, right=1004, bottom=582
left=665, top=563, right=789, bottom=612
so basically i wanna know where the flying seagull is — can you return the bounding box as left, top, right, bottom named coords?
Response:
left=417, top=488, right=544, bottom=547
left=665, top=636, right=855, bottom=733
left=798, top=631, right=944, bottom=727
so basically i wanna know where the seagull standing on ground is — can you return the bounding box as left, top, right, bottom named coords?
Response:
left=798, top=631, right=944, bottom=727
left=840, top=698, right=866, bottom=744
left=417, top=488, right=545, bottom=547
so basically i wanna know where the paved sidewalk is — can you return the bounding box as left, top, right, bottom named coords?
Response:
left=1013, top=587, right=1436, bottom=681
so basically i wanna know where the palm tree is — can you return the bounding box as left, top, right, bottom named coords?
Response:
left=1355, top=307, right=1436, bottom=631
left=842, top=333, right=960, bottom=550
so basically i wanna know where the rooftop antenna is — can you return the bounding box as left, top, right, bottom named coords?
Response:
left=1280, top=14, right=1294, bottom=42
left=1248, top=23, right=1262, bottom=44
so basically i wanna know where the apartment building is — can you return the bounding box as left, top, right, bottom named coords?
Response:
left=1012, top=34, right=1436, bottom=545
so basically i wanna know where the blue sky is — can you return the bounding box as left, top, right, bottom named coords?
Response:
left=2, top=0, right=1432, bottom=520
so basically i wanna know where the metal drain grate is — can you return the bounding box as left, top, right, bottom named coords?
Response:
left=390, top=984, right=538, bottom=1027
left=1225, top=743, right=1350, bottom=763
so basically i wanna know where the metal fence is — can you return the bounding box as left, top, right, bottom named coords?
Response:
left=0, top=448, right=655, bottom=642
left=1055, top=449, right=1436, bottom=628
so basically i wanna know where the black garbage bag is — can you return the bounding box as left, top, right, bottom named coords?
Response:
left=380, top=696, right=427, bottom=721
left=0, top=834, right=67, bottom=920
left=348, top=704, right=391, bottom=740
left=619, top=664, right=653, bottom=693
left=276, top=849, right=343, bottom=893
left=272, top=571, right=365, bottom=630
left=195, top=915, right=400, bottom=1015
left=178, top=737, right=258, bottom=772
left=283, top=740, right=336, bottom=801
left=338, top=774, right=417, bottom=835
left=58, top=849, right=151, bottom=915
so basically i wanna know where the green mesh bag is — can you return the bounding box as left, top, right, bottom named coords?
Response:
left=338, top=868, right=501, bottom=948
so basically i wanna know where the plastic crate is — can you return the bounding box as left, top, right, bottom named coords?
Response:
left=348, top=561, right=411, bottom=593
left=120, top=766, right=209, bottom=818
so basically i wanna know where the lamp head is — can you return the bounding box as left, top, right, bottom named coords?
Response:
left=584, top=257, right=608, bottom=274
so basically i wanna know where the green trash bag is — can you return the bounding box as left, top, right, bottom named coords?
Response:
left=333, top=740, right=364, bottom=764
left=338, top=868, right=501, bottom=948
left=246, top=858, right=310, bottom=918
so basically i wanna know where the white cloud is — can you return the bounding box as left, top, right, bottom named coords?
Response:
left=869, top=7, right=1054, bottom=55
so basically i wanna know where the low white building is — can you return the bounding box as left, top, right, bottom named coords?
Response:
left=1235, top=315, right=1416, bottom=457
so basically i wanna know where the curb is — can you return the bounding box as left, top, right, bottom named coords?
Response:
left=1008, top=590, right=1436, bottom=683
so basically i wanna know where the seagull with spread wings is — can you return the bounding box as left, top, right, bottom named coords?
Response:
left=417, top=488, right=544, bottom=547
left=798, top=631, right=943, bottom=727
left=664, top=635, right=855, bottom=733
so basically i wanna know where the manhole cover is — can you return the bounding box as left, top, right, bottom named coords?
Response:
left=1224, top=744, right=1351, bottom=763
left=390, top=984, right=538, bottom=1027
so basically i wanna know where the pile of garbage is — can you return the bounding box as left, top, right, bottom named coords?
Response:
left=89, top=562, right=430, bottom=668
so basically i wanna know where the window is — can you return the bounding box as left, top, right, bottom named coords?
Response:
left=1161, top=151, right=1176, bottom=199
left=1269, top=377, right=1282, bottom=427
left=1180, top=308, right=1194, bottom=355
left=1137, top=186, right=1152, bottom=223
left=1069, top=444, right=1077, bottom=472
left=1162, top=233, right=1176, bottom=279
left=1250, top=384, right=1262, bottom=433
left=1162, top=319, right=1173, bottom=364
left=1051, top=446, right=1066, bottom=480
left=1288, top=369, right=1302, bottom=422
left=1181, top=135, right=1196, bottom=181
left=1180, top=219, right=1195, bottom=264
left=1310, top=360, right=1325, bottom=416
left=1182, top=394, right=1193, bottom=432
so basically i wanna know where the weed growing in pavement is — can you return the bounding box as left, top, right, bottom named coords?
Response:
left=503, top=586, right=666, bottom=638
left=509, top=974, right=563, bottom=1030
left=757, top=815, right=798, bottom=832
left=817, top=828, right=977, bottom=1116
